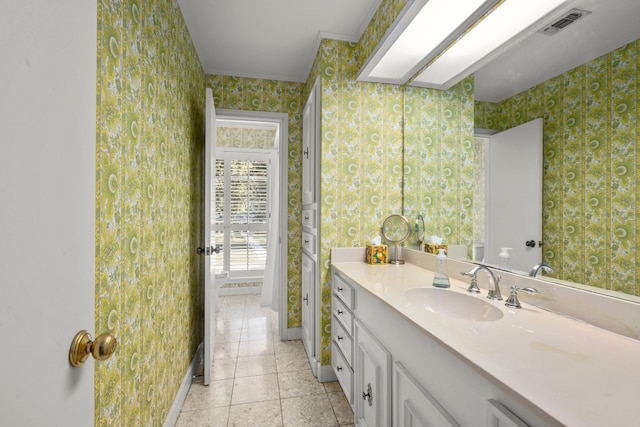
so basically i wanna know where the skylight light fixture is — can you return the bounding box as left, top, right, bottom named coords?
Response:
left=359, top=0, right=499, bottom=84
left=410, top=0, right=578, bottom=89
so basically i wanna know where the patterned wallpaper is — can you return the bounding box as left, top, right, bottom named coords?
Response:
left=95, top=0, right=205, bottom=425
left=206, top=75, right=303, bottom=326
left=475, top=40, right=640, bottom=296
left=403, top=78, right=475, bottom=252
left=356, top=0, right=408, bottom=72
left=307, top=39, right=405, bottom=366
left=217, top=126, right=277, bottom=149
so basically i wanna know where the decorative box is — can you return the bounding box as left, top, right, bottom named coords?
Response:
left=424, top=243, right=448, bottom=255
left=366, top=244, right=388, bottom=264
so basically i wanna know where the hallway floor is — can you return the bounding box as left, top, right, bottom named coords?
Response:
left=176, top=294, right=354, bottom=426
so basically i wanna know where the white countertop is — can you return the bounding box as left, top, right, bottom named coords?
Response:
left=331, top=260, right=640, bottom=427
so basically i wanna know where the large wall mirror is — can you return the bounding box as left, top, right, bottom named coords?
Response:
left=403, top=0, right=640, bottom=302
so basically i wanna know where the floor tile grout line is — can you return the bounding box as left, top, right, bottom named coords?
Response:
left=183, top=294, right=351, bottom=426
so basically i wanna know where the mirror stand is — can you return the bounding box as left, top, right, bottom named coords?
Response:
left=381, top=214, right=411, bottom=265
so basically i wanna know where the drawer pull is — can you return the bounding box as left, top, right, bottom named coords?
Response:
left=337, top=286, right=344, bottom=292
left=337, top=335, right=343, bottom=341
left=337, top=310, right=343, bottom=315
left=363, top=383, right=373, bottom=406
left=336, top=365, right=343, bottom=371
left=304, top=239, right=309, bottom=244
left=304, top=215, right=309, bottom=220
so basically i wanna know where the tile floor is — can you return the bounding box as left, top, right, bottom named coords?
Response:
left=176, top=294, right=354, bottom=427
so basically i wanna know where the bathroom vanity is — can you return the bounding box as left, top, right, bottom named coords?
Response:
left=331, top=247, right=640, bottom=426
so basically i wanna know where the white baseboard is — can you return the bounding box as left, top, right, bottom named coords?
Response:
left=218, top=286, right=262, bottom=296
left=316, top=363, right=338, bottom=382
left=282, top=326, right=301, bottom=340
left=163, top=342, right=203, bottom=427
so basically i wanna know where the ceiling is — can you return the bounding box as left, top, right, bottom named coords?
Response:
left=178, top=0, right=640, bottom=102
left=474, top=0, right=640, bottom=101
left=177, top=0, right=382, bottom=82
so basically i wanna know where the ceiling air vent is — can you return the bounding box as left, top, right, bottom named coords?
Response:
left=538, top=8, right=591, bottom=36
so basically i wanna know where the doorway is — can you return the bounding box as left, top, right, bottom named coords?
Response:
left=212, top=110, right=288, bottom=335
left=213, top=150, right=272, bottom=292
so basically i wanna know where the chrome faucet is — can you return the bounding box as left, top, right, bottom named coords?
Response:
left=529, top=262, right=554, bottom=277
left=505, top=285, right=539, bottom=308
left=461, top=265, right=502, bottom=300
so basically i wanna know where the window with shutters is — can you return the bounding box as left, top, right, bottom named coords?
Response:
left=212, top=151, right=271, bottom=279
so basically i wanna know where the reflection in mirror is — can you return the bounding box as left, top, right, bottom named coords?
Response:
left=403, top=0, right=640, bottom=300
left=480, top=119, right=543, bottom=273
left=415, top=214, right=426, bottom=246
left=381, top=214, right=411, bottom=265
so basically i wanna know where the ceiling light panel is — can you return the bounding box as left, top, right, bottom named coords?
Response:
left=358, top=0, right=499, bottom=84
left=411, top=0, right=577, bottom=89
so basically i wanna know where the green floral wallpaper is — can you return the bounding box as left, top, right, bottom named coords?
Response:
left=217, top=126, right=277, bottom=149
left=95, top=0, right=205, bottom=425
left=93, top=3, right=640, bottom=426
left=356, top=0, right=408, bottom=72
left=307, top=40, right=405, bottom=366
left=404, top=78, right=476, bottom=251
left=206, top=75, right=303, bottom=327
left=475, top=40, right=640, bottom=296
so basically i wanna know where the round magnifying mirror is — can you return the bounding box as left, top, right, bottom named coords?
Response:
left=381, top=214, right=411, bottom=265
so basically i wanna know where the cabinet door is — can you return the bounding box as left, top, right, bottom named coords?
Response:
left=355, top=320, right=391, bottom=427
left=487, top=400, right=529, bottom=427
left=302, top=79, right=319, bottom=206
left=301, top=253, right=315, bottom=358
left=394, top=362, right=460, bottom=427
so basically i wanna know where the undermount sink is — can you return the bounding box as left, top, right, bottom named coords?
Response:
left=405, top=287, right=504, bottom=322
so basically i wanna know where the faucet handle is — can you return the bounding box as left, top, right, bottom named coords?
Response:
left=460, top=272, right=481, bottom=294
left=504, top=285, right=538, bottom=308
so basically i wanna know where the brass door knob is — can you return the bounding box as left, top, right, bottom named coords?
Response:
left=69, top=330, right=117, bottom=367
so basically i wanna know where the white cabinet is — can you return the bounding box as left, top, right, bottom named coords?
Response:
left=302, top=77, right=320, bottom=206
left=354, top=320, right=391, bottom=427
left=301, top=253, right=315, bottom=359
left=301, top=231, right=315, bottom=254
left=487, top=400, right=529, bottom=427
left=393, top=362, right=460, bottom=427
left=331, top=273, right=355, bottom=404
left=301, top=77, right=330, bottom=380
left=331, top=267, right=543, bottom=427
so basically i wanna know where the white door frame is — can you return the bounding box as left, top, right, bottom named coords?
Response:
left=215, top=109, right=289, bottom=338
left=203, top=88, right=216, bottom=385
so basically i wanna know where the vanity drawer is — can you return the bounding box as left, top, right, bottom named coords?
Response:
left=332, top=315, right=353, bottom=365
left=332, top=341, right=353, bottom=405
left=302, top=208, right=315, bottom=228
left=333, top=274, right=354, bottom=309
left=333, top=296, right=353, bottom=336
left=302, top=231, right=315, bottom=254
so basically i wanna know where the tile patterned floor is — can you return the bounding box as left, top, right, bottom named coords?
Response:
left=176, top=295, right=354, bottom=427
